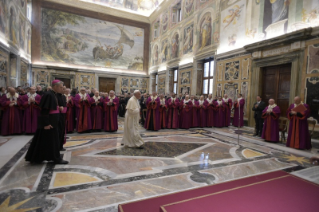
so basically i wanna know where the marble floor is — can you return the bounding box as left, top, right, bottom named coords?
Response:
left=0, top=118, right=319, bottom=212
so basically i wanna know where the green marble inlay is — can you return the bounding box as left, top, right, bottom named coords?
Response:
left=97, top=142, right=206, bottom=158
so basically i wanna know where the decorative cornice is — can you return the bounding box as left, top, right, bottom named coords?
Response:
left=244, top=28, right=313, bottom=52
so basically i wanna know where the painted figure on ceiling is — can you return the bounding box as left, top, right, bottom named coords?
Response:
left=199, top=13, right=212, bottom=50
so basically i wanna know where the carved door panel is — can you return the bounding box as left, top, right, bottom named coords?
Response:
left=262, top=64, right=291, bottom=117
left=99, top=78, right=115, bottom=93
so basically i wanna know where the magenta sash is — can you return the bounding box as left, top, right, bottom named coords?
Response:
left=61, top=107, right=67, bottom=113
left=49, top=106, right=60, bottom=114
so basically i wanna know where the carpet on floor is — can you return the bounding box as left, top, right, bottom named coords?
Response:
left=119, top=171, right=298, bottom=212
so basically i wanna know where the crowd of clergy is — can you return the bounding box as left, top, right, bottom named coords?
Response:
left=0, top=83, right=312, bottom=154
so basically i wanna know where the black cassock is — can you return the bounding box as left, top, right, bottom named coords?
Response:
left=25, top=90, right=61, bottom=163
left=57, top=93, right=67, bottom=150
left=118, top=97, right=126, bottom=117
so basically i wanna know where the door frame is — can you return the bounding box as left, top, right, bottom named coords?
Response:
left=98, top=76, right=117, bottom=93
left=249, top=50, right=304, bottom=127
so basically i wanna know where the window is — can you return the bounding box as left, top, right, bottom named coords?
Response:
left=155, top=74, right=158, bottom=92
left=202, top=59, right=214, bottom=95
left=173, top=69, right=178, bottom=94
left=177, top=8, right=182, bottom=22
left=172, top=2, right=182, bottom=24
left=27, top=1, right=32, bottom=22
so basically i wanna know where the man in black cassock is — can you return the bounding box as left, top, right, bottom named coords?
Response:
left=57, top=85, right=67, bottom=151
left=25, top=80, right=68, bottom=164
left=118, top=94, right=126, bottom=117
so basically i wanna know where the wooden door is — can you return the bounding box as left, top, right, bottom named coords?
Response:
left=262, top=64, right=291, bottom=117
left=99, top=78, right=115, bottom=93
left=56, top=78, right=71, bottom=88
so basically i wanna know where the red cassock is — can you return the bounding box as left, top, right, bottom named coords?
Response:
left=261, top=106, right=281, bottom=143
left=66, top=95, right=74, bottom=133
left=144, top=97, right=161, bottom=131
left=179, top=99, right=193, bottom=129
left=206, top=99, right=215, bottom=127
left=286, top=103, right=312, bottom=149
left=214, top=101, right=226, bottom=128
left=198, top=100, right=208, bottom=128
left=223, top=98, right=232, bottom=127
left=74, top=94, right=94, bottom=133
left=159, top=98, right=168, bottom=129
left=167, top=98, right=179, bottom=129
left=104, top=97, right=119, bottom=132
left=91, top=96, right=104, bottom=130
left=1, top=94, right=23, bottom=136
left=191, top=100, right=199, bottom=128
left=21, top=94, right=41, bottom=134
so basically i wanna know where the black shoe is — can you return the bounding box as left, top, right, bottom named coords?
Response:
left=121, top=143, right=124, bottom=146
left=137, top=145, right=144, bottom=149
left=54, top=160, right=69, bottom=164
left=60, top=148, right=66, bottom=151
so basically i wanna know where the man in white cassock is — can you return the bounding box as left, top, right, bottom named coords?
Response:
left=121, top=90, right=145, bottom=149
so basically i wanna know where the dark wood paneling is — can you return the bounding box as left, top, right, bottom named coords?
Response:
left=56, top=78, right=71, bottom=88
left=262, top=63, right=291, bottom=117
left=99, top=78, right=115, bottom=93
left=32, top=0, right=150, bottom=73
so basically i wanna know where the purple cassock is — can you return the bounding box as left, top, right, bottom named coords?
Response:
left=179, top=99, right=193, bottom=129
left=159, top=98, right=168, bottom=129
left=286, top=103, right=312, bottom=150
left=144, top=96, right=161, bottom=131
left=214, top=101, right=226, bottom=128
left=167, top=98, right=179, bottom=129
left=74, top=94, right=94, bottom=133
left=21, top=93, right=42, bottom=134
left=206, top=99, right=215, bottom=127
left=1, top=94, right=23, bottom=136
left=261, top=105, right=281, bottom=143
left=191, top=100, right=199, bottom=128
left=104, top=96, right=119, bottom=132
left=223, top=98, right=232, bottom=127
left=90, top=96, right=104, bottom=130
left=198, top=100, right=207, bottom=128
left=233, top=98, right=245, bottom=127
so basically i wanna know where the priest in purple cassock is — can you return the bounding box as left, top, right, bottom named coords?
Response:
left=206, top=94, right=215, bottom=127
left=179, top=95, right=193, bottom=129
left=144, top=92, right=161, bottom=131
left=159, top=94, right=168, bottom=129
left=1, top=87, right=23, bottom=136
left=65, top=89, right=74, bottom=133
left=167, top=93, right=179, bottom=129
left=21, top=86, right=41, bottom=134
left=104, top=90, right=119, bottom=132
left=286, top=96, right=312, bottom=150
left=190, top=95, right=199, bottom=128
left=214, top=96, right=226, bottom=128
left=233, top=94, right=245, bottom=127
left=74, top=87, right=94, bottom=133
left=91, top=90, right=104, bottom=131
left=223, top=94, right=232, bottom=127
left=198, top=95, right=207, bottom=128
left=261, top=99, right=281, bottom=143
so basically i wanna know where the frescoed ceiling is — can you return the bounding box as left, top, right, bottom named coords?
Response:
left=80, top=0, right=164, bottom=16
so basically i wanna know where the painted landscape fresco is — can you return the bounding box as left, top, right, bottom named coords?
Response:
left=41, top=8, right=144, bottom=71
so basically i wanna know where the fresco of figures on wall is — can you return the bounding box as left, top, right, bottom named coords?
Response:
left=41, top=8, right=145, bottom=71
left=0, top=0, right=29, bottom=55
left=150, top=0, right=319, bottom=67
left=81, top=0, right=163, bottom=16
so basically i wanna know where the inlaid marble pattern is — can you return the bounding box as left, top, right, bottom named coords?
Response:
left=0, top=124, right=317, bottom=212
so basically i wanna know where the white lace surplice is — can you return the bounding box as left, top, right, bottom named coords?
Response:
left=121, top=96, right=144, bottom=147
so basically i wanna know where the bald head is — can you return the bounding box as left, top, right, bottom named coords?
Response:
left=269, top=99, right=275, bottom=105
left=185, top=95, right=189, bottom=100
left=294, top=96, right=301, bottom=104
left=134, top=90, right=141, bottom=99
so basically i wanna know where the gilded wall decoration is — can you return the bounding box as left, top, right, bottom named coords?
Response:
left=158, top=74, right=166, bottom=94
left=217, top=83, right=222, bottom=97
left=183, top=0, right=195, bottom=19
left=241, top=81, right=248, bottom=115
left=20, top=61, right=28, bottom=86
left=198, top=12, right=212, bottom=51
left=0, top=49, right=8, bottom=87
left=225, top=61, right=239, bottom=81
left=130, top=78, right=139, bottom=88
left=161, top=10, right=169, bottom=34
left=217, top=62, right=223, bottom=81
left=33, top=69, right=49, bottom=86
left=171, top=32, right=180, bottom=59
left=75, top=73, right=95, bottom=89
left=121, top=77, right=129, bottom=93
left=241, top=58, right=249, bottom=80
left=41, top=8, right=144, bottom=71
left=179, top=67, right=192, bottom=94
left=10, top=57, right=17, bottom=78
left=307, top=44, right=319, bottom=74
left=161, top=39, right=169, bottom=63
left=306, top=77, right=319, bottom=123
left=224, top=83, right=238, bottom=103
left=120, top=76, right=148, bottom=94
left=152, top=44, right=159, bottom=66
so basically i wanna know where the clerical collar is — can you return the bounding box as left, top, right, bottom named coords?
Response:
left=223, top=98, right=229, bottom=102
left=237, top=97, right=243, bottom=101
left=6, top=92, right=19, bottom=99
left=207, top=98, right=213, bottom=103
left=64, top=94, right=70, bottom=97
left=109, top=96, right=115, bottom=100
left=151, top=96, right=158, bottom=100
left=294, top=102, right=304, bottom=107
left=268, top=104, right=277, bottom=109
left=199, top=100, right=204, bottom=104
left=184, top=99, right=190, bottom=103
left=27, top=92, right=37, bottom=98
left=79, top=93, right=87, bottom=99
left=217, top=100, right=223, bottom=105
left=171, top=97, right=176, bottom=101
left=93, top=96, right=100, bottom=101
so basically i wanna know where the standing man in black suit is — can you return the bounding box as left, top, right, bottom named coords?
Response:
left=252, top=95, right=267, bottom=137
